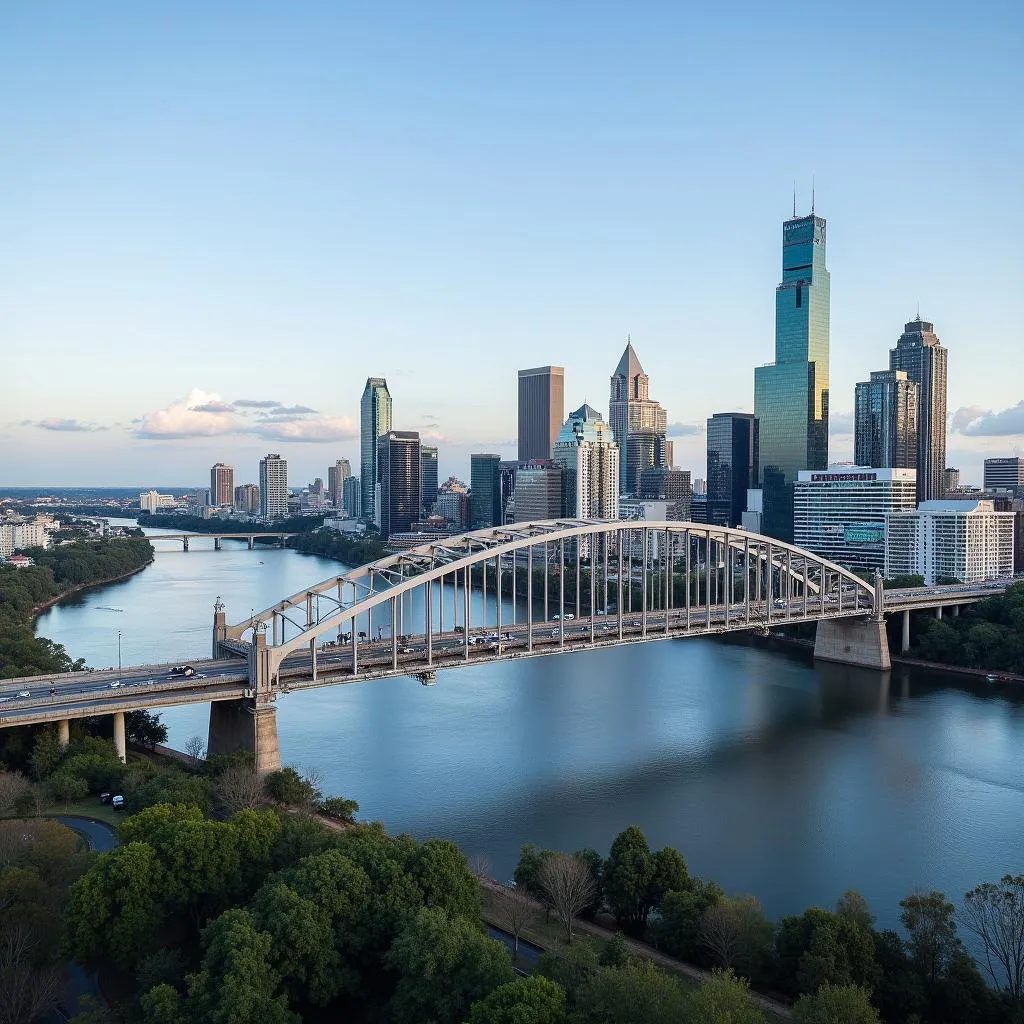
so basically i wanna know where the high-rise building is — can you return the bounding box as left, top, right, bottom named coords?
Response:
left=623, top=431, right=665, bottom=496
left=553, top=404, right=619, bottom=521
left=342, top=476, right=361, bottom=519
left=706, top=413, right=758, bottom=528
left=854, top=369, right=918, bottom=471
left=436, top=477, right=470, bottom=529
left=470, top=454, right=502, bottom=529
left=234, top=483, right=260, bottom=514
left=193, top=488, right=211, bottom=508
left=499, top=461, right=518, bottom=525
left=639, top=467, right=692, bottom=520
left=210, top=463, right=234, bottom=506
left=754, top=209, right=830, bottom=541
left=984, top=458, right=1024, bottom=493
left=943, top=468, right=961, bottom=494
left=375, top=431, right=421, bottom=538
left=360, top=378, right=393, bottom=521
left=794, top=466, right=917, bottom=572
left=609, top=339, right=668, bottom=493
left=889, top=317, right=948, bottom=502
left=513, top=463, right=563, bottom=521
left=259, top=454, right=288, bottom=520
left=664, top=440, right=675, bottom=468
left=517, top=366, right=565, bottom=462
left=328, top=459, right=351, bottom=508
left=421, top=445, right=439, bottom=515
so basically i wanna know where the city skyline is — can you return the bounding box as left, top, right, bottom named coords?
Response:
left=2, top=4, right=1022, bottom=488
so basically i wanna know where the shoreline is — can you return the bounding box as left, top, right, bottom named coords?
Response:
left=32, top=559, right=154, bottom=621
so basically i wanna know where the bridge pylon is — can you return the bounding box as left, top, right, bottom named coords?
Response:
left=212, top=598, right=227, bottom=658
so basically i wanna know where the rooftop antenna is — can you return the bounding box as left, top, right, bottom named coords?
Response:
left=916, top=300, right=920, bottom=320
left=811, top=175, right=815, bottom=215
left=792, top=182, right=797, bottom=218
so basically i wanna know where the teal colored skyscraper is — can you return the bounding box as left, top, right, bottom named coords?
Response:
left=753, top=211, right=830, bottom=541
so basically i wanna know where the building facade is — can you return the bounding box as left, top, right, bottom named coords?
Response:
left=553, top=404, right=619, bottom=520
left=140, top=490, right=176, bottom=512
left=517, top=366, right=564, bottom=463
left=889, top=318, right=948, bottom=502
left=210, top=463, right=234, bottom=506
left=753, top=211, right=831, bottom=542
left=259, top=454, right=289, bottom=520
left=0, top=515, right=57, bottom=559
left=499, top=461, right=518, bottom=525
left=360, top=377, right=393, bottom=521
left=513, top=463, right=564, bottom=522
left=342, top=476, right=362, bottom=519
left=794, top=466, right=917, bottom=572
left=469, top=454, right=502, bottom=529
left=328, top=459, right=351, bottom=509
left=886, top=500, right=1015, bottom=585
left=984, top=458, right=1024, bottom=493
left=420, top=446, right=439, bottom=515
left=375, top=431, right=421, bottom=538
left=639, top=467, right=692, bottom=520
left=435, top=477, right=470, bottom=529
left=706, top=413, right=758, bottom=528
left=854, top=370, right=918, bottom=470
left=622, top=431, right=665, bottom=496
left=233, top=483, right=260, bottom=514
left=609, top=339, right=668, bottom=493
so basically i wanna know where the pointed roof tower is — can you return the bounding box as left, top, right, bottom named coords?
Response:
left=614, top=335, right=646, bottom=380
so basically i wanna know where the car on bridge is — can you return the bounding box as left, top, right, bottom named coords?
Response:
left=169, top=665, right=195, bottom=677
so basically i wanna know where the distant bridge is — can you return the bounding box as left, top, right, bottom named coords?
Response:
left=145, top=532, right=297, bottom=551
left=1, top=519, right=1014, bottom=772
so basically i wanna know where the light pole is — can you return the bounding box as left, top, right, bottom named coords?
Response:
left=117, top=630, right=122, bottom=677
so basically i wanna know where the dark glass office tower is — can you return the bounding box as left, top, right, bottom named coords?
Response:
left=753, top=211, right=830, bottom=541
left=854, top=370, right=918, bottom=470
left=469, top=454, right=502, bottom=529
left=706, top=413, right=759, bottom=527
left=420, top=445, right=438, bottom=515
left=360, top=377, right=392, bottom=521
left=889, top=317, right=948, bottom=502
left=376, top=431, right=421, bottom=538
left=517, top=366, right=565, bottom=462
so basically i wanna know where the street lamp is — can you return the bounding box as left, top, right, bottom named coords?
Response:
left=117, top=630, right=122, bottom=677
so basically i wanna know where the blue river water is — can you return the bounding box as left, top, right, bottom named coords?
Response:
left=35, top=527, right=1024, bottom=929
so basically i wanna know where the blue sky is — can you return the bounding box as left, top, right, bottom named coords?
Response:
left=1, top=1, right=1022, bottom=487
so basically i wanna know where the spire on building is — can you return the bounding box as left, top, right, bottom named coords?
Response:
left=614, top=338, right=645, bottom=380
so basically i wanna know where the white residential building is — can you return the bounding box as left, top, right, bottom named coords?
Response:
left=0, top=514, right=58, bottom=559
left=139, top=490, right=177, bottom=513
left=885, top=499, right=1015, bottom=584
left=259, top=454, right=289, bottom=520
left=553, top=404, right=619, bottom=520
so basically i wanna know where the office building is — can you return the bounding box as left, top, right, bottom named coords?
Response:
left=375, top=431, right=421, bottom=539
left=665, top=440, right=675, bottom=468
left=193, top=488, right=211, bottom=508
left=794, top=466, right=917, bottom=573
left=436, top=477, right=470, bottom=529
left=692, top=478, right=707, bottom=497
left=470, top=454, right=502, bottom=529
left=609, top=339, right=668, bottom=493
left=984, top=458, right=1024, bottom=493
left=421, top=446, right=439, bottom=515
left=553, top=404, right=619, bottom=521
left=754, top=209, right=830, bottom=541
left=942, top=468, right=961, bottom=494
left=234, top=483, right=260, bottom=514
left=741, top=490, right=763, bottom=533
left=342, top=476, right=362, bottom=519
left=854, top=370, right=918, bottom=470
left=513, top=463, right=564, bottom=521
left=886, top=500, right=1015, bottom=585
left=360, top=377, right=393, bottom=521
left=890, top=317, right=948, bottom=502
left=639, top=467, right=692, bottom=520
left=518, top=365, right=565, bottom=462
left=499, top=461, right=518, bottom=525
left=210, top=463, right=234, bottom=506
left=623, top=431, right=665, bottom=496
left=707, top=413, right=758, bottom=528
left=140, top=490, right=176, bottom=512
left=328, top=459, right=351, bottom=508
left=259, top=454, right=289, bottom=520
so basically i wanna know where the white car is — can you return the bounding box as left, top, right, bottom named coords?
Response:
left=109, top=682, right=122, bottom=689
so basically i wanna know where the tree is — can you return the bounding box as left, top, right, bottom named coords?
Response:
left=494, top=883, right=535, bottom=956
left=184, top=735, right=206, bottom=763
left=573, top=960, right=688, bottom=1024
left=648, top=846, right=690, bottom=909
left=411, top=838, right=481, bottom=923
left=263, top=766, right=320, bottom=810
left=126, top=711, right=168, bottom=749
left=836, top=890, right=874, bottom=933
left=29, top=730, right=64, bottom=781
left=959, top=874, right=1024, bottom=998
left=573, top=847, right=603, bottom=919
left=684, top=969, right=766, bottom=1024
left=385, top=907, right=514, bottom=1024
left=700, top=895, right=774, bottom=978
left=900, top=889, right=964, bottom=984
left=538, top=852, right=596, bottom=944
left=537, top=943, right=601, bottom=1008
left=467, top=975, right=568, bottom=1024
left=0, top=770, right=29, bottom=813
left=317, top=795, right=358, bottom=822
left=602, top=825, right=654, bottom=935
left=214, top=763, right=264, bottom=816
left=46, top=770, right=88, bottom=810
left=653, top=879, right=724, bottom=961
left=792, top=983, right=881, bottom=1023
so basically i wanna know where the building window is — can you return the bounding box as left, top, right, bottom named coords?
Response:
left=796, top=286, right=803, bottom=308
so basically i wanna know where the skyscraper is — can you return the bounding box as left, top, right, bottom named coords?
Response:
left=706, top=413, right=759, bottom=528
left=609, top=339, right=668, bottom=493
left=470, top=454, right=502, bottom=529
left=984, top=458, right=1024, bottom=492
left=889, top=318, right=948, bottom=502
left=517, top=366, right=564, bottom=462
left=234, top=483, right=260, bottom=514
left=753, top=209, right=830, bottom=541
left=623, top=431, right=665, bottom=496
left=553, top=404, right=619, bottom=520
left=210, top=463, right=234, bottom=506
left=853, top=370, right=918, bottom=470
left=342, top=476, right=361, bottom=519
left=513, top=463, right=564, bottom=521
left=327, top=459, right=351, bottom=508
left=375, top=431, right=421, bottom=538
left=420, top=445, right=439, bottom=516
left=259, top=454, right=288, bottom=520
left=360, top=377, right=392, bottom=522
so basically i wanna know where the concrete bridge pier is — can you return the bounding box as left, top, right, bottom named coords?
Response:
left=207, top=699, right=281, bottom=775
left=901, top=609, right=911, bottom=653
left=248, top=536, right=254, bottom=550
left=813, top=573, right=891, bottom=671
left=113, top=711, right=126, bottom=763
left=182, top=536, right=189, bottom=552
left=214, top=537, right=222, bottom=551
left=57, top=719, right=70, bottom=747
left=936, top=606, right=943, bottom=620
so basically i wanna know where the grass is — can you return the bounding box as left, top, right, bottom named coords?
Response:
left=43, top=795, right=122, bottom=827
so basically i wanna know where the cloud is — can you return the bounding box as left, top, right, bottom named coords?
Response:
left=35, top=418, right=106, bottom=432
left=830, top=411, right=855, bottom=435
left=135, top=389, right=238, bottom=439
left=190, top=400, right=235, bottom=413
left=271, top=404, right=317, bottom=416
left=667, top=422, right=703, bottom=437
left=951, top=402, right=1024, bottom=436
left=233, top=399, right=282, bottom=409
left=253, top=416, right=358, bottom=443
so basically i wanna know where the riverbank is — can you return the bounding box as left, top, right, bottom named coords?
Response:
left=31, top=559, right=153, bottom=619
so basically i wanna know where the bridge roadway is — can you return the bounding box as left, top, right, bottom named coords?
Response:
left=0, top=578, right=1011, bottom=730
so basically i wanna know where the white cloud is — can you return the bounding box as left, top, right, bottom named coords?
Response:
left=830, top=411, right=855, bottom=435
left=135, top=389, right=238, bottom=439
left=951, top=402, right=1024, bottom=437
left=35, top=418, right=106, bottom=432
left=667, top=422, right=703, bottom=437
left=254, top=416, right=358, bottom=443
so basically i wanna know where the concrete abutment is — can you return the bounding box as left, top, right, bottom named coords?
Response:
left=207, top=698, right=281, bottom=775
left=813, top=618, right=892, bottom=671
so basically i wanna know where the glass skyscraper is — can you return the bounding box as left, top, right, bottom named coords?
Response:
left=609, top=339, right=667, bottom=494
left=360, top=377, right=392, bottom=522
left=753, top=211, right=830, bottom=541
left=375, top=431, right=421, bottom=538
left=853, top=370, right=918, bottom=470
left=469, top=453, right=502, bottom=529
left=420, top=445, right=438, bottom=516
left=706, top=413, right=758, bottom=528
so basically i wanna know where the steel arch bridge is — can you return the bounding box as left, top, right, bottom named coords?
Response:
left=217, top=519, right=880, bottom=694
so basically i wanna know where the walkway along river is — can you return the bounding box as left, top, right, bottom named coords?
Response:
left=34, top=526, right=1024, bottom=931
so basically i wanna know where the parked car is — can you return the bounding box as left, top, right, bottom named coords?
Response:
left=99, top=792, right=111, bottom=804
left=111, top=795, right=125, bottom=810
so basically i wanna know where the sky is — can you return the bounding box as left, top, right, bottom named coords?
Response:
left=1, top=1, right=1022, bottom=488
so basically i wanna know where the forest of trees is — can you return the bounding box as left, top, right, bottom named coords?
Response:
left=0, top=537, right=153, bottom=679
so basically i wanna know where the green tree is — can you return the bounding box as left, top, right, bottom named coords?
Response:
left=836, top=890, right=874, bottom=932
left=46, top=770, right=88, bottom=809
left=573, top=960, right=688, bottom=1024
left=263, top=766, right=320, bottom=809
left=537, top=943, right=601, bottom=1008
left=320, top=795, right=359, bottom=821
left=684, top=968, right=766, bottom=1024
left=126, top=710, right=168, bottom=748
left=600, top=932, right=631, bottom=968
left=792, top=983, right=881, bottom=1023
left=899, top=890, right=964, bottom=984
left=700, top=894, right=775, bottom=980
left=411, top=838, right=481, bottom=923
left=573, top=846, right=604, bottom=919
left=602, top=825, right=655, bottom=935
left=29, top=729, right=65, bottom=781
left=652, top=879, right=724, bottom=961
left=385, top=906, right=514, bottom=1023
left=467, top=976, right=567, bottom=1024
left=648, top=846, right=690, bottom=909
left=138, top=984, right=186, bottom=1024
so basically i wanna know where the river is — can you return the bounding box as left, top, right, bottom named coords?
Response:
left=35, top=525, right=1024, bottom=929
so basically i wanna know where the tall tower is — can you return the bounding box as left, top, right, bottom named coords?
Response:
left=210, top=463, right=234, bottom=506
left=889, top=317, right=947, bottom=502
left=360, top=378, right=392, bottom=522
left=258, top=454, right=288, bottom=520
left=706, top=413, right=758, bottom=528
left=753, top=209, right=831, bottom=541
left=327, top=459, right=351, bottom=508
left=469, top=454, right=502, bottom=529
left=553, top=403, right=620, bottom=521
left=420, top=445, right=439, bottom=516
left=854, top=370, right=918, bottom=470
left=375, top=431, right=421, bottom=538
left=517, top=366, right=565, bottom=462
left=609, top=339, right=668, bottom=493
